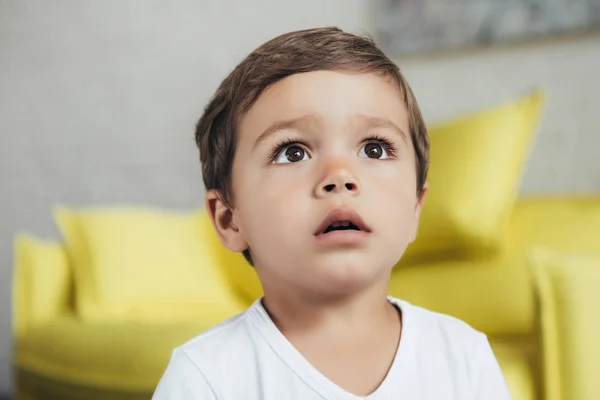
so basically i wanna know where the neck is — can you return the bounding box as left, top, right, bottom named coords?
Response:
left=261, top=276, right=398, bottom=339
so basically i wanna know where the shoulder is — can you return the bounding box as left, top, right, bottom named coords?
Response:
left=392, top=297, right=486, bottom=345
left=391, top=297, right=511, bottom=398
left=153, top=305, right=263, bottom=399
left=176, top=307, right=258, bottom=373
left=391, top=299, right=485, bottom=374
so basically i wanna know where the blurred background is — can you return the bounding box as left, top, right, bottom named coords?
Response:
left=2, top=1, right=599, bottom=399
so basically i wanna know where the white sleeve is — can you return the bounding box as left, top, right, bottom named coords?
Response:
left=472, top=335, right=513, bottom=400
left=152, top=349, right=218, bottom=400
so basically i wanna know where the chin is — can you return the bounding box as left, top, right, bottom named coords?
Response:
left=308, top=257, right=389, bottom=294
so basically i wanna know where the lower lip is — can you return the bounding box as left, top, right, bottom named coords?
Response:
left=314, top=230, right=370, bottom=245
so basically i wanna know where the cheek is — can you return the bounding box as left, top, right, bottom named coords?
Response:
left=235, top=165, right=312, bottom=242
left=366, top=160, right=417, bottom=200
left=366, top=164, right=419, bottom=232
left=240, top=164, right=310, bottom=210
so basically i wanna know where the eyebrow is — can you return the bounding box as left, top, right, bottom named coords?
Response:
left=353, top=115, right=410, bottom=144
left=252, top=114, right=409, bottom=150
left=253, top=115, right=318, bottom=150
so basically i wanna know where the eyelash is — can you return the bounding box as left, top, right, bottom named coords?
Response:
left=268, top=134, right=398, bottom=162
left=269, top=137, right=307, bottom=162
left=364, top=134, right=397, bottom=158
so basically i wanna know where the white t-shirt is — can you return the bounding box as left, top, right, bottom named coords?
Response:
left=153, top=297, right=512, bottom=399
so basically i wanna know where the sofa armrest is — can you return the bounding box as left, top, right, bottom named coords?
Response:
left=12, top=234, right=72, bottom=339
left=530, top=249, right=600, bottom=400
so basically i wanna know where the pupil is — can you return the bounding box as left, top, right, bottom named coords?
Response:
left=366, top=143, right=382, bottom=158
left=286, top=146, right=304, bottom=162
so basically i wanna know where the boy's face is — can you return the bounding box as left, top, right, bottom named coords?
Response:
left=208, top=70, right=427, bottom=297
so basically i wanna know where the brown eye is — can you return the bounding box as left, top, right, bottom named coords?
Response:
left=273, top=142, right=309, bottom=164
left=285, top=146, right=305, bottom=162
left=364, top=142, right=383, bottom=159
left=273, top=145, right=308, bottom=163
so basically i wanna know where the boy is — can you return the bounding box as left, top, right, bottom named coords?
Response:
left=153, top=27, right=511, bottom=399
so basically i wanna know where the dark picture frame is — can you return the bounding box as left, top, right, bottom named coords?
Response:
left=375, top=0, right=600, bottom=55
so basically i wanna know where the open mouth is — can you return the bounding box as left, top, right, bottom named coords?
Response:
left=322, top=221, right=361, bottom=234
left=315, top=208, right=371, bottom=236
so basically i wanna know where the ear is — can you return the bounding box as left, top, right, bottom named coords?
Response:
left=409, top=181, right=428, bottom=243
left=205, top=189, right=248, bottom=252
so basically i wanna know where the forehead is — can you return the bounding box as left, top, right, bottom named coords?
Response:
left=238, top=70, right=409, bottom=140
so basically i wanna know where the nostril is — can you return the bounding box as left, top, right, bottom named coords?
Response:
left=324, top=184, right=336, bottom=192
left=345, top=183, right=357, bottom=191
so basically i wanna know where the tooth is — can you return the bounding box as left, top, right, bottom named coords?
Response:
left=341, top=222, right=350, bottom=227
left=331, top=222, right=341, bottom=228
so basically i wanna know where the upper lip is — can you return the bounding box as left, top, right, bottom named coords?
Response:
left=314, top=207, right=371, bottom=235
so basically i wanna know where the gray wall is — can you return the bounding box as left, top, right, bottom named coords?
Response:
left=1, top=1, right=599, bottom=394
left=399, top=35, right=600, bottom=194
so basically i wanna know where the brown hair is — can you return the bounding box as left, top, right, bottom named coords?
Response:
left=195, top=27, right=429, bottom=263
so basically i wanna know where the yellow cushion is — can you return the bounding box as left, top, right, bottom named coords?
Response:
left=12, top=235, right=72, bottom=338
left=223, top=259, right=263, bottom=304
left=15, top=313, right=243, bottom=392
left=530, top=249, right=600, bottom=400
left=403, top=90, right=545, bottom=262
left=54, top=206, right=245, bottom=323
left=389, top=254, right=535, bottom=335
left=490, top=339, right=537, bottom=400
left=507, top=196, right=600, bottom=254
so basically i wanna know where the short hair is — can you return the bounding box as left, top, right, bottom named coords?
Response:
left=195, top=27, right=429, bottom=264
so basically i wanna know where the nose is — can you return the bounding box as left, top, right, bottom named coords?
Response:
left=314, top=160, right=361, bottom=198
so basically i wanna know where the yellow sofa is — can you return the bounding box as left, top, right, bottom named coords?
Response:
left=12, top=91, right=600, bottom=399
left=12, top=196, right=600, bottom=400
